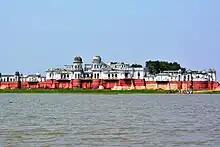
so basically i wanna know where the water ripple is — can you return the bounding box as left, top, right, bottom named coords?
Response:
left=0, top=94, right=220, bottom=146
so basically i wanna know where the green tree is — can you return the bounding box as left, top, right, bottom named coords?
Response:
left=145, top=60, right=183, bottom=74
left=130, top=64, right=142, bottom=68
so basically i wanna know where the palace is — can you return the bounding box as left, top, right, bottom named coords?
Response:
left=0, top=56, right=219, bottom=90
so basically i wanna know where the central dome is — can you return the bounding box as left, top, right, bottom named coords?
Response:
left=74, top=56, right=83, bottom=63
left=93, top=56, right=101, bottom=63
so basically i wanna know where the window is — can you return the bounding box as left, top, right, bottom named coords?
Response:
left=94, top=74, right=96, bottom=79
left=183, top=75, right=186, bottom=81
left=178, top=75, right=181, bottom=81
left=97, top=73, right=99, bottom=79
left=187, top=75, right=190, bottom=81
left=75, top=74, right=77, bottom=79
left=112, top=74, right=114, bottom=78
left=108, top=74, right=110, bottom=78
left=115, top=74, right=117, bottom=78
left=75, top=65, right=77, bottom=69
left=137, top=72, right=140, bottom=78
left=125, top=73, right=128, bottom=78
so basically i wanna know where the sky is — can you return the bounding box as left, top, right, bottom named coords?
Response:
left=0, top=0, right=219, bottom=77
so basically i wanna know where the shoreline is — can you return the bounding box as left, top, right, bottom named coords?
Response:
left=0, top=88, right=174, bottom=94
left=0, top=88, right=219, bottom=94
left=193, top=90, right=220, bottom=94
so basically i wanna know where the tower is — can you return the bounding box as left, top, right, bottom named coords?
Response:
left=72, top=56, right=83, bottom=88
left=92, top=56, right=102, bottom=79
left=15, top=71, right=21, bottom=89
left=73, top=56, right=83, bottom=71
left=73, top=56, right=83, bottom=79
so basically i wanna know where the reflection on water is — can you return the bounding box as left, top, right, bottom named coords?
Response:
left=0, top=94, right=220, bottom=146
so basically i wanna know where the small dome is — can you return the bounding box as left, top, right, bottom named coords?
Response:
left=15, top=71, right=20, bottom=76
left=186, top=69, right=192, bottom=73
left=202, top=70, right=206, bottom=74
left=36, top=72, right=40, bottom=76
left=93, top=56, right=101, bottom=63
left=74, top=56, right=83, bottom=63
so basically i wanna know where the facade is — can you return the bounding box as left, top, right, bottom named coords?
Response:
left=46, top=56, right=144, bottom=80
left=0, top=56, right=219, bottom=90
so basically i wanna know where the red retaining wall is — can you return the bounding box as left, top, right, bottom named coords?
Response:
left=0, top=79, right=218, bottom=90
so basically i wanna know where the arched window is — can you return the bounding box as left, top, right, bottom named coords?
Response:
left=178, top=75, right=181, bottom=81
left=187, top=75, right=190, bottom=81
left=183, top=75, right=186, bottom=81
left=137, top=72, right=140, bottom=79
left=97, top=73, right=99, bottom=79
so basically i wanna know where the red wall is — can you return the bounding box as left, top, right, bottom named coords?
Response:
left=0, top=79, right=217, bottom=90
left=193, top=81, right=208, bottom=90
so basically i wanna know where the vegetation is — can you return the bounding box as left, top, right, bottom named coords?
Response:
left=0, top=88, right=173, bottom=94
left=193, top=90, right=220, bottom=94
left=130, top=64, right=143, bottom=68
left=145, top=60, right=185, bottom=74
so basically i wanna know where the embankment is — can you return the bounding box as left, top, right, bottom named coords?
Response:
left=0, top=88, right=173, bottom=94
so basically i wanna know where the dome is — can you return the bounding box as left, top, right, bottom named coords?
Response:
left=36, top=72, right=41, bottom=76
left=74, top=56, right=83, bottom=63
left=93, top=56, right=101, bottom=63
left=15, top=71, right=20, bottom=76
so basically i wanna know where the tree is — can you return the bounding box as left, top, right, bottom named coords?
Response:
left=145, top=60, right=183, bottom=74
left=130, top=64, right=142, bottom=68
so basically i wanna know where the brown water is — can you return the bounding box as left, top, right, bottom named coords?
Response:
left=0, top=94, right=220, bottom=146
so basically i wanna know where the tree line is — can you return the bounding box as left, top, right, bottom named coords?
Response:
left=145, top=60, right=185, bottom=74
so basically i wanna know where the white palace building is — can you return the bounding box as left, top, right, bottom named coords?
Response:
left=0, top=55, right=218, bottom=90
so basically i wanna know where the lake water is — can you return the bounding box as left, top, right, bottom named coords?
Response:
left=0, top=94, right=220, bottom=147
